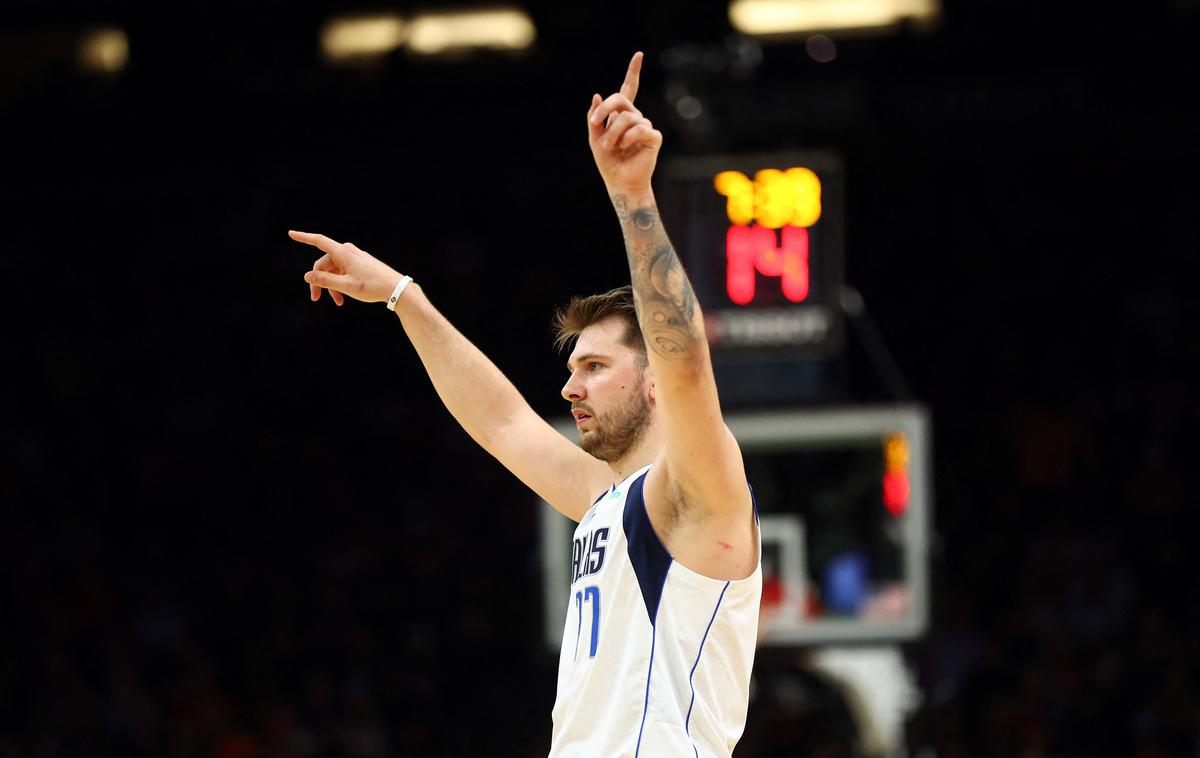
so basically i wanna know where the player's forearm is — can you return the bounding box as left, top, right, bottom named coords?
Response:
left=611, top=188, right=710, bottom=368
left=392, top=283, right=533, bottom=448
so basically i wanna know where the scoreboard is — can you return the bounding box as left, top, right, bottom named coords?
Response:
left=659, top=151, right=845, bottom=363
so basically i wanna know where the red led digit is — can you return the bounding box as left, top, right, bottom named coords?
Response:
left=778, top=226, right=810, bottom=302
left=726, top=224, right=766, bottom=304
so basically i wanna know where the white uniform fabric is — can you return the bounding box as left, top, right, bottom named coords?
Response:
left=549, top=464, right=762, bottom=758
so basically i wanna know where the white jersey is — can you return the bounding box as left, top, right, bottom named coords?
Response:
left=550, top=464, right=762, bottom=758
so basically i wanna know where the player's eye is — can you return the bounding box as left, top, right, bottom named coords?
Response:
left=588, top=362, right=602, bottom=371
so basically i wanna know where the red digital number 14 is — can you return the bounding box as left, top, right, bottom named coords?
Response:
left=726, top=224, right=810, bottom=305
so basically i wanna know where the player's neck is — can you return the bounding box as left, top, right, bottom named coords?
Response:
left=607, top=424, right=662, bottom=485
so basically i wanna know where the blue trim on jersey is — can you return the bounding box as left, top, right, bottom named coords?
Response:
left=623, top=470, right=673, bottom=623
left=635, top=569, right=669, bottom=758
left=574, top=591, right=583, bottom=662
left=685, top=580, right=731, bottom=754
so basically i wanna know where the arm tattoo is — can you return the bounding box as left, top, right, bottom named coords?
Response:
left=611, top=194, right=701, bottom=360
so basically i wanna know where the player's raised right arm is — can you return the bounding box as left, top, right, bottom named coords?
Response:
left=289, top=230, right=608, bottom=521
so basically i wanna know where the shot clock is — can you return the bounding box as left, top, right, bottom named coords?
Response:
left=659, top=151, right=845, bottom=364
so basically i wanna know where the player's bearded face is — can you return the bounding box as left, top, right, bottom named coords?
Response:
left=577, top=374, right=651, bottom=463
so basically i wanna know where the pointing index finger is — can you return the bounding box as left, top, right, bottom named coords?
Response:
left=619, top=51, right=643, bottom=103
left=288, top=229, right=343, bottom=255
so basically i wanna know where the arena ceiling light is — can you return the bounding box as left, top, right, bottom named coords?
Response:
left=320, top=7, right=536, bottom=64
left=77, top=27, right=128, bottom=73
left=320, top=13, right=408, bottom=63
left=729, top=0, right=939, bottom=36
left=406, top=7, right=536, bottom=56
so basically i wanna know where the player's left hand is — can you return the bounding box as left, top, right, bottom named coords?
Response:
left=587, top=51, right=663, bottom=196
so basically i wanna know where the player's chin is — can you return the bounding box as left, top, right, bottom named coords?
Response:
left=579, top=430, right=604, bottom=455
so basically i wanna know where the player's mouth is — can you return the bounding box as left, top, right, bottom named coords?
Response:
left=572, top=408, right=593, bottom=427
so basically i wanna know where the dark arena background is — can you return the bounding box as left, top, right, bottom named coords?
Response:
left=3, top=0, right=1199, bottom=756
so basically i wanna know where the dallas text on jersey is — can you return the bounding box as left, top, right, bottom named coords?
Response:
left=571, top=527, right=609, bottom=584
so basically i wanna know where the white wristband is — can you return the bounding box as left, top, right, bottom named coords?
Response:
left=386, top=275, right=413, bottom=311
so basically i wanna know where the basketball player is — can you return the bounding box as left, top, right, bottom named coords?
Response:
left=289, top=52, right=761, bottom=757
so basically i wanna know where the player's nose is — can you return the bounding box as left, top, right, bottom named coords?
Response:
left=561, top=373, right=585, bottom=402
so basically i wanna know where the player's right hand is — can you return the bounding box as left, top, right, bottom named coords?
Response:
left=288, top=230, right=405, bottom=307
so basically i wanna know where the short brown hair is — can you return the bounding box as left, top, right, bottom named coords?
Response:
left=552, top=284, right=646, bottom=359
